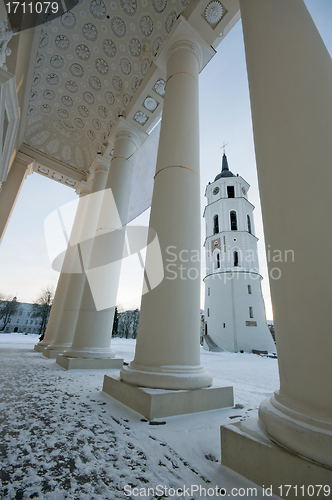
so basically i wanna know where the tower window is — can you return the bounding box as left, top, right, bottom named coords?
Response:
left=227, top=186, right=235, bottom=198
left=217, top=253, right=220, bottom=268
left=207, top=308, right=210, bottom=317
left=208, top=287, right=210, bottom=296
left=230, top=211, right=237, bottom=231
left=213, top=214, right=219, bottom=234
left=249, top=307, right=254, bottom=318
left=248, top=285, right=252, bottom=294
left=247, top=215, right=252, bottom=234
left=233, top=251, right=239, bottom=267
left=223, top=323, right=225, bottom=328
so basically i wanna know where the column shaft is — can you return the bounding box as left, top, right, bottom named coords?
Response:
left=120, top=40, right=212, bottom=389
left=46, top=161, right=109, bottom=351
left=240, top=0, right=332, bottom=467
left=39, top=181, right=91, bottom=348
left=63, top=129, right=139, bottom=358
left=0, top=159, right=31, bottom=245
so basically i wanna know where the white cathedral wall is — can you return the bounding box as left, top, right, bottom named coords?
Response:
left=204, top=273, right=275, bottom=353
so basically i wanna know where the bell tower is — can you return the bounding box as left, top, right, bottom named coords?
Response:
left=203, top=153, right=275, bottom=353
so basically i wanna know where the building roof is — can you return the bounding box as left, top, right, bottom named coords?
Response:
left=214, top=153, right=235, bottom=180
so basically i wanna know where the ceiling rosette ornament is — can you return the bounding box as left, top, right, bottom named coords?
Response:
left=205, top=1, right=224, bottom=24
left=152, top=0, right=167, bottom=14
left=60, top=11, right=78, bottom=30
left=104, top=91, right=115, bottom=106
left=35, top=53, right=45, bottom=68
left=81, top=22, right=99, bottom=42
left=57, top=109, right=69, bottom=119
left=30, top=90, right=39, bottom=101
left=119, top=57, right=131, bottom=75
left=50, top=55, right=65, bottom=69
left=120, top=0, right=137, bottom=17
left=40, top=104, right=52, bottom=114
left=65, top=80, right=79, bottom=93
left=112, top=75, right=123, bottom=92
left=89, top=75, right=102, bottom=91
left=102, top=38, right=117, bottom=58
left=164, top=9, right=177, bottom=34
left=39, top=32, right=49, bottom=49
left=70, top=63, right=84, bottom=78
left=61, top=95, right=74, bottom=107
left=128, top=37, right=141, bottom=58
left=89, top=0, right=107, bottom=20
left=110, top=16, right=127, bottom=39
left=75, top=44, right=91, bottom=61
left=95, top=57, right=109, bottom=75
left=46, top=73, right=59, bottom=85
left=139, top=14, right=154, bottom=37
left=78, top=105, right=89, bottom=117
left=98, top=105, right=108, bottom=118
left=83, top=91, right=95, bottom=104
left=43, top=90, right=55, bottom=100
left=54, top=34, right=71, bottom=50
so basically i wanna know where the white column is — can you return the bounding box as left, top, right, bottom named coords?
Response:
left=240, top=0, right=332, bottom=467
left=46, top=158, right=109, bottom=352
left=120, top=39, right=212, bottom=390
left=38, top=180, right=92, bottom=348
left=0, top=154, right=33, bottom=245
left=62, top=123, right=142, bottom=359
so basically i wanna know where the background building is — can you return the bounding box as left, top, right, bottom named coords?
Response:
left=203, top=153, right=275, bottom=353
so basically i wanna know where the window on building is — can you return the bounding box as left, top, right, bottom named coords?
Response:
left=25, top=320, right=28, bottom=324
left=19, top=311, right=22, bottom=316
left=249, top=307, right=254, bottom=318
left=230, top=211, right=237, bottom=231
left=27, top=313, right=30, bottom=317
left=30, top=320, right=33, bottom=324
left=248, top=285, right=252, bottom=294
left=207, top=308, right=210, bottom=317
left=247, top=215, right=252, bottom=234
left=208, top=288, right=210, bottom=296
left=213, top=215, right=219, bottom=234
left=227, top=186, right=235, bottom=198
left=35, top=321, right=38, bottom=325
left=216, top=252, right=220, bottom=269
left=223, top=323, right=225, bottom=328
left=17, top=319, right=20, bottom=323
left=233, top=251, right=239, bottom=267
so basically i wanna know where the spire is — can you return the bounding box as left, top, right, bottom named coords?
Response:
left=214, top=152, right=235, bottom=181
left=222, top=152, right=229, bottom=172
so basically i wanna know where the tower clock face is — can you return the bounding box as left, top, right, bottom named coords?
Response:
left=213, top=187, right=220, bottom=195
left=242, top=187, right=246, bottom=195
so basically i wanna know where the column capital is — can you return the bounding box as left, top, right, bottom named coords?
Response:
left=91, top=153, right=111, bottom=174
left=76, top=180, right=91, bottom=197
left=155, top=16, right=215, bottom=73
left=106, top=117, right=148, bottom=154
left=166, top=39, right=203, bottom=68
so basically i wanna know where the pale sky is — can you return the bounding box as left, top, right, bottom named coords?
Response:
left=0, top=0, right=331, bottom=320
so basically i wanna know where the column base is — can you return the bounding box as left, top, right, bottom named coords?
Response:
left=34, top=344, right=45, bottom=352
left=221, top=417, right=332, bottom=500
left=120, top=362, right=213, bottom=390
left=103, top=374, right=233, bottom=420
left=43, top=348, right=64, bottom=359
left=62, top=347, right=116, bottom=359
left=56, top=354, right=123, bottom=370
left=259, top=393, right=332, bottom=468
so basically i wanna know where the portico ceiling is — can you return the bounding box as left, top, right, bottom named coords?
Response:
left=19, top=0, right=240, bottom=186
left=23, top=0, right=194, bottom=173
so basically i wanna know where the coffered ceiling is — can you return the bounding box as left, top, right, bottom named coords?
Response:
left=23, top=0, right=193, bottom=173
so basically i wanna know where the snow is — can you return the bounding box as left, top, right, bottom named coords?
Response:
left=0, top=334, right=281, bottom=499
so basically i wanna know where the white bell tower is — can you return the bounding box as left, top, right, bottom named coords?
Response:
left=203, top=153, right=275, bottom=353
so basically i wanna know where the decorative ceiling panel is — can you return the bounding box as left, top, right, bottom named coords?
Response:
left=23, top=0, right=193, bottom=171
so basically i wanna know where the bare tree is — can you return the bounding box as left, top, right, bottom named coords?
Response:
left=31, top=288, right=54, bottom=337
left=0, top=296, right=19, bottom=331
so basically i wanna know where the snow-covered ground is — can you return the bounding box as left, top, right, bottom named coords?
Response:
left=0, top=334, right=281, bottom=499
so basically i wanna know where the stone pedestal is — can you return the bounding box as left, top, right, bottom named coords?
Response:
left=56, top=354, right=123, bottom=370
left=221, top=418, right=332, bottom=500
left=103, top=375, right=233, bottom=420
